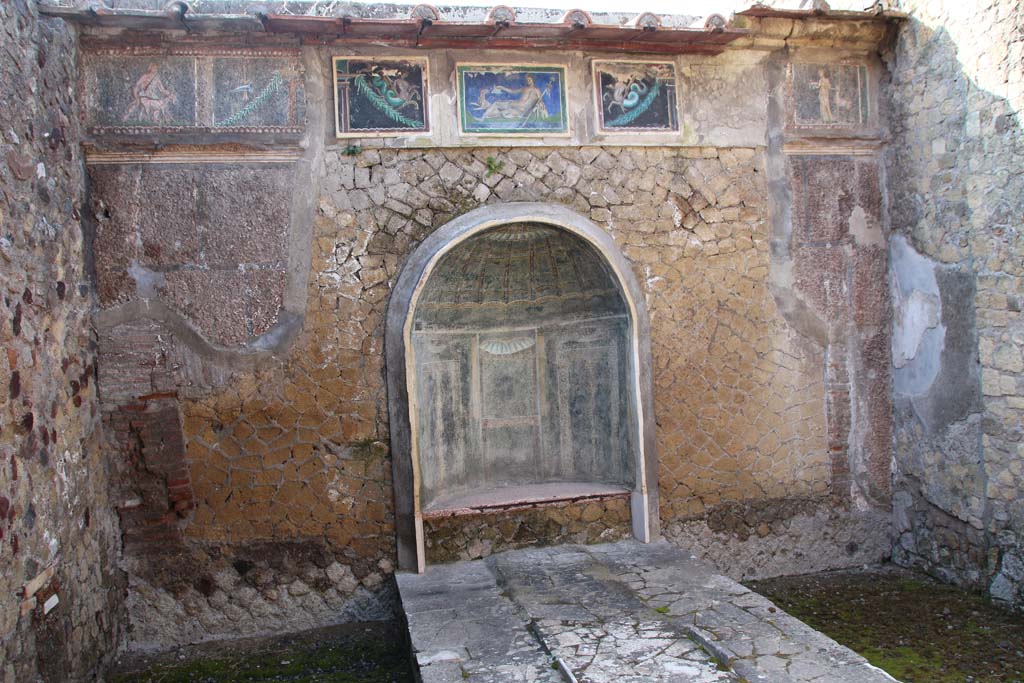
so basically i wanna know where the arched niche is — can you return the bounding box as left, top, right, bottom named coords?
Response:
left=385, top=203, right=659, bottom=572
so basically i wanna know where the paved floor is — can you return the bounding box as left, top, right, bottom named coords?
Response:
left=397, top=540, right=899, bottom=683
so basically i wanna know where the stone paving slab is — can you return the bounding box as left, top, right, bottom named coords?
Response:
left=397, top=540, right=899, bottom=683
left=397, top=559, right=562, bottom=683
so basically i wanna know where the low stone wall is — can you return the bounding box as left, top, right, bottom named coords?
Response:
left=664, top=498, right=890, bottom=581
left=424, top=496, right=633, bottom=564
left=0, top=1, right=125, bottom=679
left=122, top=537, right=395, bottom=651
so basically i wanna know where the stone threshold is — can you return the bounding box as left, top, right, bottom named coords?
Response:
left=397, top=540, right=899, bottom=682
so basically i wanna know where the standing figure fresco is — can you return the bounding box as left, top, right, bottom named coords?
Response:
left=126, top=63, right=177, bottom=124
left=458, top=65, right=568, bottom=135
left=334, top=57, right=429, bottom=136
left=792, top=63, right=870, bottom=127
left=811, top=68, right=834, bottom=122
left=594, top=61, right=678, bottom=132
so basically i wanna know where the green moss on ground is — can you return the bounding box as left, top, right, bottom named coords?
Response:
left=108, top=621, right=412, bottom=683
left=748, top=566, right=1024, bottom=683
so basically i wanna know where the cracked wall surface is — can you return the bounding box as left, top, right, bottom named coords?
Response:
left=91, top=140, right=890, bottom=646
left=887, top=0, right=1024, bottom=609
left=0, top=1, right=126, bottom=679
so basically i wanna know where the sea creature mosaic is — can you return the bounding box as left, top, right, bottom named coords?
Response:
left=594, top=61, right=678, bottom=132
left=213, top=58, right=301, bottom=128
left=81, top=50, right=306, bottom=135
left=334, top=57, right=429, bottom=136
left=457, top=65, right=568, bottom=135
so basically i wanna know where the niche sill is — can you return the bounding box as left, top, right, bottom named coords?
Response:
left=421, top=482, right=631, bottom=519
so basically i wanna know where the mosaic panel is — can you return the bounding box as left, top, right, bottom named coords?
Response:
left=594, top=61, right=678, bottom=132
left=333, top=57, right=429, bottom=136
left=87, top=56, right=197, bottom=128
left=212, top=57, right=304, bottom=128
left=457, top=65, right=569, bottom=135
left=81, top=49, right=305, bottom=135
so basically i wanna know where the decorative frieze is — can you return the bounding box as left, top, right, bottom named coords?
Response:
left=81, top=48, right=306, bottom=136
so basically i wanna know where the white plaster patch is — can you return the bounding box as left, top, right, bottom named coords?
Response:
left=644, top=265, right=664, bottom=293
left=128, top=260, right=167, bottom=298
left=43, top=594, right=60, bottom=615
left=965, top=110, right=981, bottom=137
left=54, top=449, right=84, bottom=534
left=890, top=235, right=947, bottom=395
left=893, top=289, right=941, bottom=368
left=418, top=650, right=464, bottom=665
left=849, top=205, right=884, bottom=247
left=44, top=528, right=60, bottom=559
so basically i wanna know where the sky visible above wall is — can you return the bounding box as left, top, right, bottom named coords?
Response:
left=186, top=0, right=871, bottom=17
left=464, top=0, right=868, bottom=10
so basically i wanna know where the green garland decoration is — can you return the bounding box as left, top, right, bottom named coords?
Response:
left=353, top=74, right=423, bottom=128
left=606, top=80, right=662, bottom=128
left=216, top=73, right=284, bottom=128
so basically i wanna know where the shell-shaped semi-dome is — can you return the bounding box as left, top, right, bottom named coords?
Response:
left=414, top=222, right=626, bottom=330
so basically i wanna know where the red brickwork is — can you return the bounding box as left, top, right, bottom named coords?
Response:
left=107, top=397, right=193, bottom=551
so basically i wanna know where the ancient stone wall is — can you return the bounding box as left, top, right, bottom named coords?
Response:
left=425, top=495, right=633, bottom=564
left=91, top=138, right=891, bottom=645
left=74, top=23, right=898, bottom=647
left=0, top=1, right=126, bottom=680
left=887, top=0, right=1024, bottom=609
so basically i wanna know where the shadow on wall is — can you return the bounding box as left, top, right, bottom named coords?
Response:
left=885, top=9, right=1024, bottom=610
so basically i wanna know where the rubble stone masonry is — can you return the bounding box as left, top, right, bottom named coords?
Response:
left=7, top=0, right=1024, bottom=676
left=68, top=11, right=904, bottom=643
left=92, top=138, right=893, bottom=645
left=888, top=0, right=1024, bottom=609
left=0, top=0, right=125, bottom=680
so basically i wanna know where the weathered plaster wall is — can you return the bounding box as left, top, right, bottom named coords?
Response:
left=79, top=26, right=897, bottom=647
left=887, top=0, right=1024, bottom=609
left=667, top=43, right=896, bottom=580
left=0, top=1, right=125, bottom=680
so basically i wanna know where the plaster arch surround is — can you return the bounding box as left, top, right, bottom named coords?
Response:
left=386, top=202, right=660, bottom=572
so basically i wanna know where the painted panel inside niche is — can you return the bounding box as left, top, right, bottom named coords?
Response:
left=457, top=65, right=568, bottom=135
left=791, top=63, right=869, bottom=127
left=333, top=57, right=429, bottom=136
left=594, top=61, right=678, bottom=132
left=411, top=223, right=635, bottom=507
